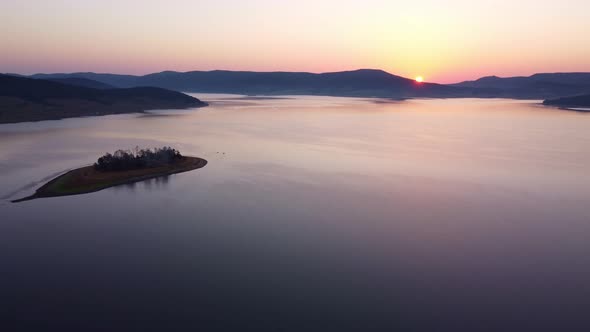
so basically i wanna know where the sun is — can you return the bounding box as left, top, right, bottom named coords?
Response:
left=415, top=76, right=424, bottom=83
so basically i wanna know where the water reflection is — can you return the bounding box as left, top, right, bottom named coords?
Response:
left=112, top=181, right=137, bottom=193
left=0, top=96, right=589, bottom=330
left=142, top=174, right=171, bottom=190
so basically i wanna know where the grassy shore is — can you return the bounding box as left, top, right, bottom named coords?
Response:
left=12, top=156, right=207, bottom=202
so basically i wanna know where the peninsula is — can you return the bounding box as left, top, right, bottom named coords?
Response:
left=543, top=94, right=590, bottom=110
left=0, top=75, right=207, bottom=124
left=12, top=147, right=207, bottom=202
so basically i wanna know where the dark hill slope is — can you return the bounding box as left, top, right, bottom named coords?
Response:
left=0, top=75, right=207, bottom=124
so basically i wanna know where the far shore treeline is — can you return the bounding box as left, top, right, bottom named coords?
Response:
left=94, top=147, right=184, bottom=171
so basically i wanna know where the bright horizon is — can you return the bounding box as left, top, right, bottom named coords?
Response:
left=2, top=0, right=590, bottom=83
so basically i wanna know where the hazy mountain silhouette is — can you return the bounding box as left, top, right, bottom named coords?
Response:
left=32, top=72, right=140, bottom=88
left=46, top=77, right=115, bottom=89
left=0, top=75, right=207, bottom=123
left=31, top=69, right=468, bottom=98
left=28, top=70, right=590, bottom=99
left=543, top=94, right=590, bottom=108
left=452, top=73, right=590, bottom=99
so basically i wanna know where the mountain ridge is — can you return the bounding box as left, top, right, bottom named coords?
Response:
left=21, top=69, right=590, bottom=99
left=29, top=69, right=467, bottom=98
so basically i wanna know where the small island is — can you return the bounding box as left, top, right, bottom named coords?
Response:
left=12, top=147, right=207, bottom=202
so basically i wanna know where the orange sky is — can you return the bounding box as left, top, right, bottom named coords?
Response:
left=1, top=0, right=589, bottom=83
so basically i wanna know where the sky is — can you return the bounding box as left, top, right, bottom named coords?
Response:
left=1, top=0, right=589, bottom=83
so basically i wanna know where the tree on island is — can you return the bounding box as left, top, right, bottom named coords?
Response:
left=94, top=146, right=183, bottom=171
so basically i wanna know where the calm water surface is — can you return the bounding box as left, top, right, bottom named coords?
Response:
left=1, top=96, right=589, bottom=331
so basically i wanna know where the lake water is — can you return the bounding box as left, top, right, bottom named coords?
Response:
left=1, top=95, right=589, bottom=331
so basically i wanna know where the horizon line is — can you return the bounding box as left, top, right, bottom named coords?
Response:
left=5, top=68, right=590, bottom=85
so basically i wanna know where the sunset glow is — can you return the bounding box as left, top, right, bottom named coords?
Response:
left=415, top=76, right=424, bottom=83
left=1, top=0, right=590, bottom=82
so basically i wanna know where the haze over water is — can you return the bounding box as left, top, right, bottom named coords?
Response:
left=1, top=96, right=590, bottom=330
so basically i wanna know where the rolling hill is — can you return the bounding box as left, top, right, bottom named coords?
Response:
left=0, top=75, right=207, bottom=123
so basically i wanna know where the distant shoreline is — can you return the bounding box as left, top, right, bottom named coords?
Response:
left=559, top=107, right=590, bottom=113
left=12, top=156, right=207, bottom=202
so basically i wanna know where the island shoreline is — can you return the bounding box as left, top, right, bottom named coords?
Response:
left=12, top=156, right=207, bottom=203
